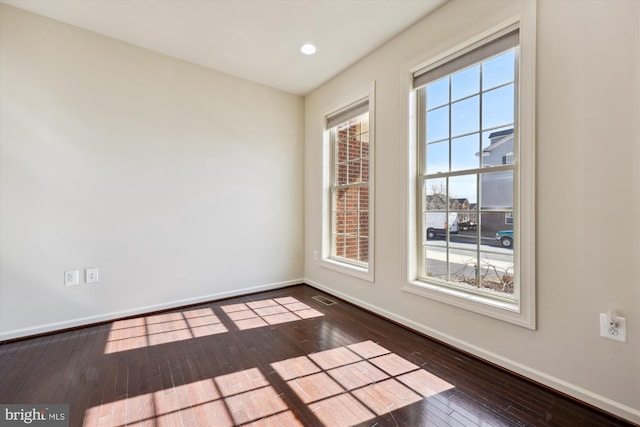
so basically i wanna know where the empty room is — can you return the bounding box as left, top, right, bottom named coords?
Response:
left=1, top=0, right=638, bottom=425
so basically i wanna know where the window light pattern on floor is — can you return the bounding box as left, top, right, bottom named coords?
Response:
left=104, top=297, right=324, bottom=354
left=272, top=340, right=454, bottom=425
left=86, top=340, right=453, bottom=426
left=221, top=297, right=324, bottom=330
left=105, top=308, right=228, bottom=354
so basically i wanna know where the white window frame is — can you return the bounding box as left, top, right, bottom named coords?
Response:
left=403, top=2, right=536, bottom=328
left=320, top=83, right=375, bottom=282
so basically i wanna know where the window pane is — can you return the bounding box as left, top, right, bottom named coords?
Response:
left=427, top=77, right=449, bottom=110
left=361, top=132, right=369, bottom=157
left=448, top=248, right=478, bottom=286
left=453, top=213, right=479, bottom=248
left=345, top=187, right=358, bottom=211
left=359, top=186, right=369, bottom=211
left=451, top=134, right=480, bottom=172
left=361, top=157, right=369, bottom=182
left=359, top=211, right=368, bottom=238
left=336, top=137, right=347, bottom=163
left=481, top=127, right=514, bottom=167
left=451, top=96, right=479, bottom=137
left=348, top=136, right=360, bottom=161
left=479, top=251, right=514, bottom=295
left=425, top=212, right=449, bottom=239
left=427, top=106, right=449, bottom=142
left=457, top=207, right=478, bottom=227
left=482, top=126, right=513, bottom=150
left=333, top=235, right=345, bottom=258
left=451, top=65, right=480, bottom=101
left=335, top=162, right=347, bottom=185
left=344, top=236, right=358, bottom=261
left=479, top=212, right=513, bottom=245
left=480, top=170, right=513, bottom=210
left=482, top=84, right=514, bottom=129
left=424, top=178, right=447, bottom=211
left=337, top=123, right=349, bottom=138
left=482, top=50, right=515, bottom=90
left=359, top=237, right=369, bottom=263
left=426, top=141, right=449, bottom=174
left=359, top=114, right=369, bottom=133
left=334, top=211, right=345, bottom=234
left=333, top=187, right=345, bottom=212
left=347, top=117, right=361, bottom=136
left=449, top=174, right=477, bottom=207
left=332, top=183, right=369, bottom=264
left=347, top=160, right=361, bottom=184
left=424, top=246, right=447, bottom=280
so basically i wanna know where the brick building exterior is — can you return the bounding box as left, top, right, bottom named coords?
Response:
left=333, top=113, right=369, bottom=263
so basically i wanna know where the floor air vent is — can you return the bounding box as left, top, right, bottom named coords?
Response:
left=312, top=295, right=337, bottom=306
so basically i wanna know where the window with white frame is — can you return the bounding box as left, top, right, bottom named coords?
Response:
left=327, top=100, right=370, bottom=268
left=406, top=9, right=536, bottom=328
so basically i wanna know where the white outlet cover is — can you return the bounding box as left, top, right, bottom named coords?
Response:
left=599, top=313, right=627, bottom=343
left=64, top=270, right=80, bottom=286
left=86, top=268, right=99, bottom=283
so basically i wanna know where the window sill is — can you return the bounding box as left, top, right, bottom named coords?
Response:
left=403, top=279, right=534, bottom=329
left=320, top=257, right=374, bottom=283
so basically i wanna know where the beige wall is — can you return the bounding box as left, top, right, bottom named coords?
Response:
left=305, top=0, right=639, bottom=422
left=0, top=4, right=304, bottom=339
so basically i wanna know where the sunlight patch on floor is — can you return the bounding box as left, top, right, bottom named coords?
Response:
left=104, top=307, right=228, bottom=354
left=221, top=297, right=324, bottom=330
left=272, top=340, right=454, bottom=425
left=88, top=340, right=452, bottom=426
left=104, top=297, right=324, bottom=354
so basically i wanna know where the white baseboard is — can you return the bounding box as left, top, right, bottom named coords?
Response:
left=0, top=278, right=303, bottom=341
left=304, top=278, right=640, bottom=425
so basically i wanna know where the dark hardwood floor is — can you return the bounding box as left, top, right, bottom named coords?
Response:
left=0, top=284, right=633, bottom=426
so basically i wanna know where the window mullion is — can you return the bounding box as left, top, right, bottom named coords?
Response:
left=425, top=164, right=513, bottom=179
left=417, top=89, right=426, bottom=277
left=477, top=62, right=484, bottom=287
left=446, top=76, right=452, bottom=282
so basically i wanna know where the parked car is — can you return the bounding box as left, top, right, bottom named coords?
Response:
left=458, top=221, right=477, bottom=231
left=495, top=230, right=513, bottom=248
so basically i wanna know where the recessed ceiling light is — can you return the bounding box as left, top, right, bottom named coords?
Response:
left=300, top=43, right=317, bottom=55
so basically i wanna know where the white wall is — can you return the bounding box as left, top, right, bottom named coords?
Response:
left=0, top=4, right=304, bottom=339
left=305, top=0, right=639, bottom=422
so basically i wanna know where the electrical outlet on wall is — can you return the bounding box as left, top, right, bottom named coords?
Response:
left=64, top=270, right=80, bottom=286
left=86, top=268, right=99, bottom=284
left=600, top=312, right=627, bottom=343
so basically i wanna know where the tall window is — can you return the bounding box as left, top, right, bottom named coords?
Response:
left=414, top=28, right=524, bottom=301
left=328, top=102, right=370, bottom=268
left=406, top=6, right=535, bottom=328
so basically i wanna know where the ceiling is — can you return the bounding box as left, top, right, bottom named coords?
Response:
left=1, top=0, right=447, bottom=95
